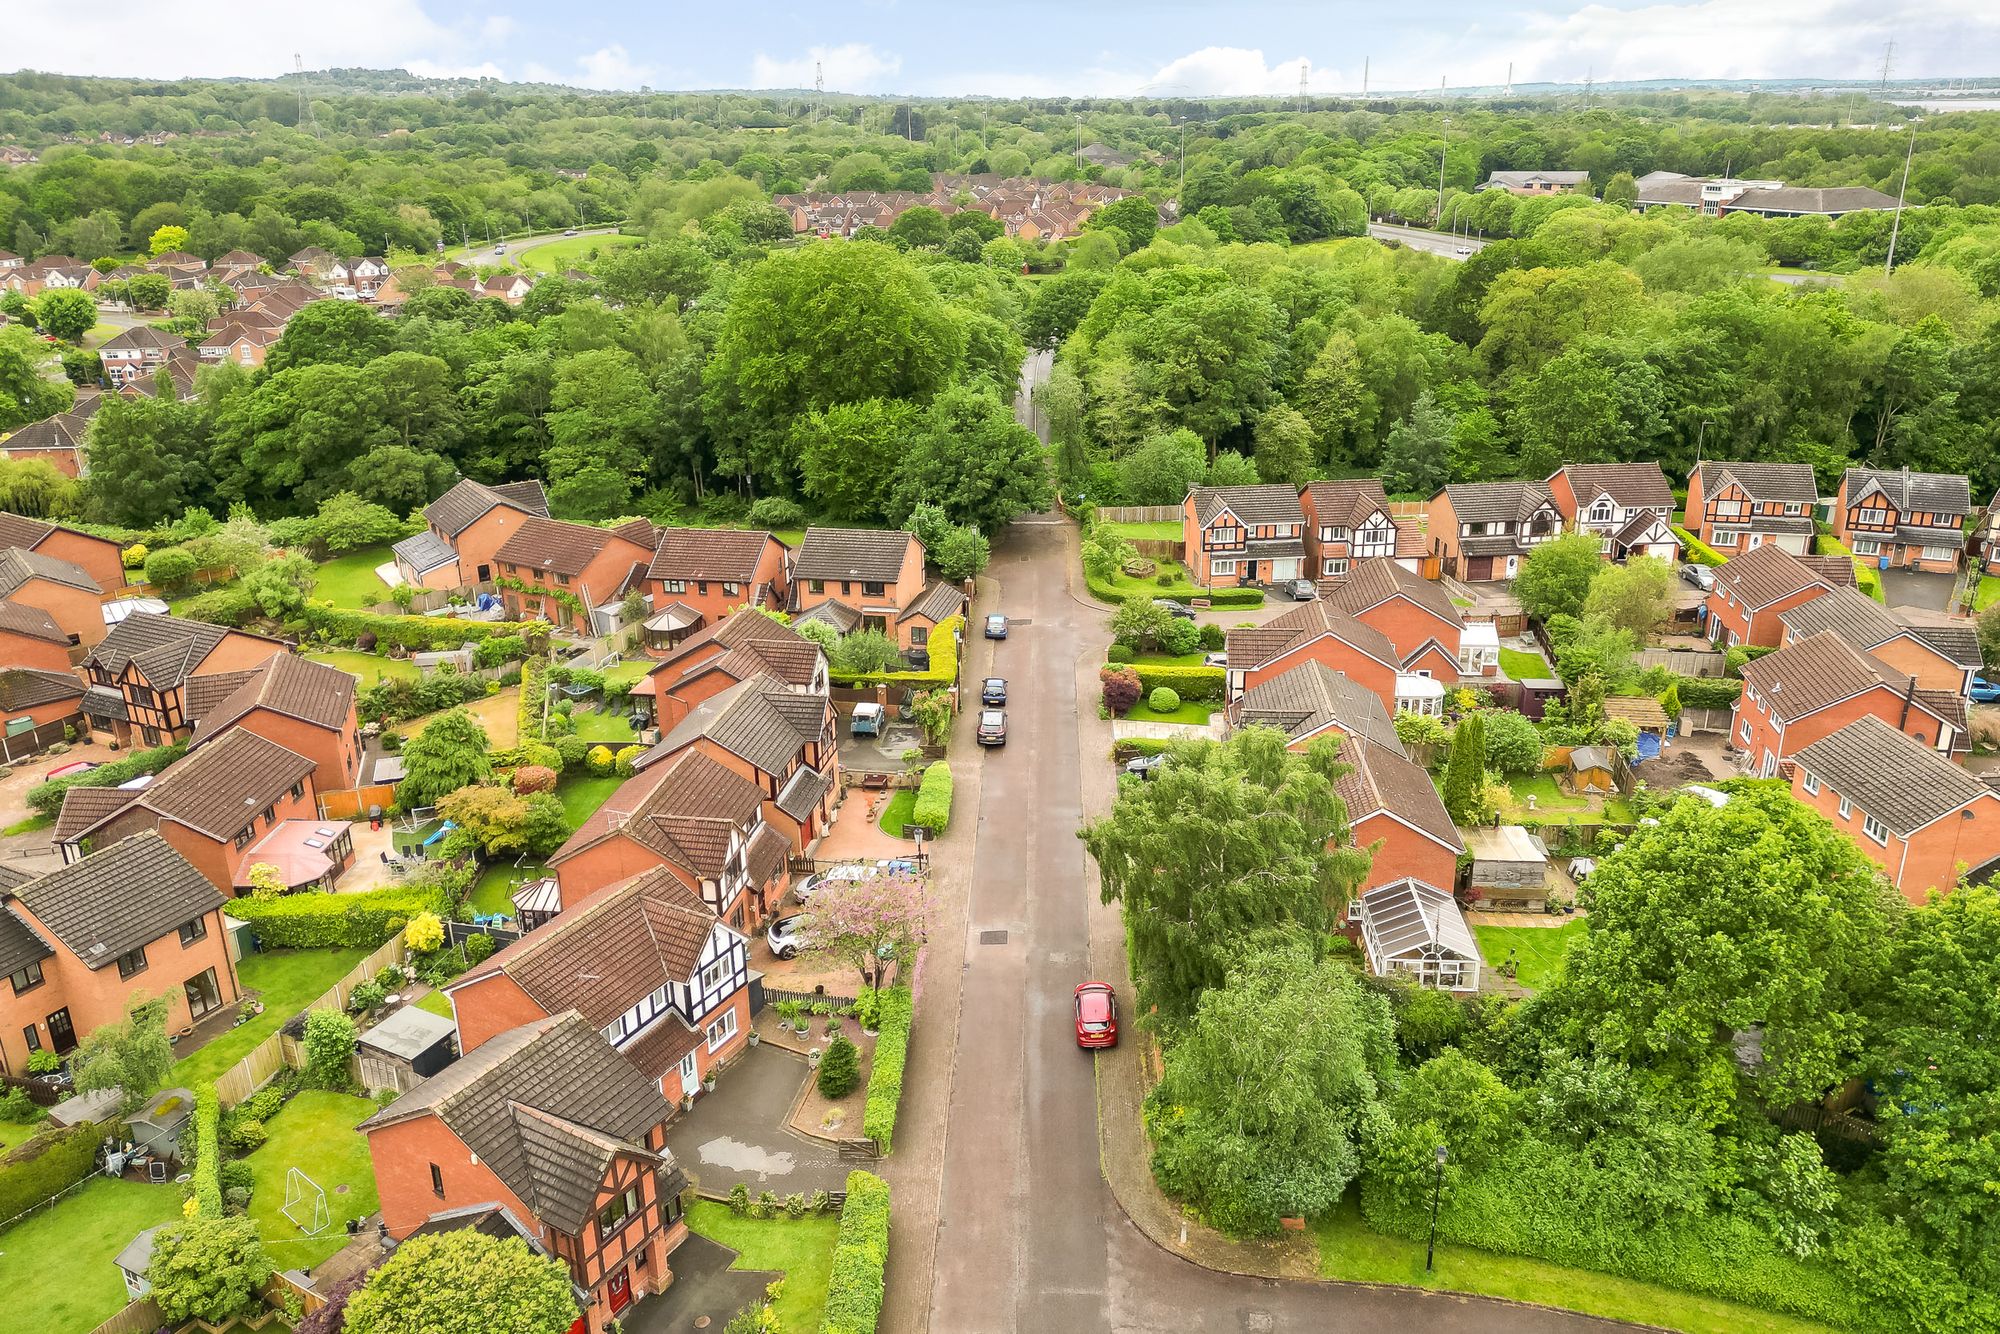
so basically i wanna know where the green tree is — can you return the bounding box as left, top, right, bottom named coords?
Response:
left=144, top=546, right=201, bottom=595
left=1582, top=555, right=1674, bottom=637
left=341, top=1231, right=577, bottom=1334
left=817, top=1034, right=862, bottom=1096
left=1378, top=391, right=1456, bottom=496
left=1146, top=940, right=1397, bottom=1235
left=830, top=629, right=898, bottom=676
left=397, top=708, right=494, bottom=809
left=125, top=272, right=171, bottom=310
left=302, top=1009, right=357, bottom=1090
left=265, top=299, right=396, bottom=373
left=888, top=205, right=948, bottom=250
left=310, top=491, right=407, bottom=552
left=1602, top=171, right=1638, bottom=209
left=148, top=224, right=191, bottom=256
left=166, top=287, right=219, bottom=338
left=1251, top=403, right=1314, bottom=487
left=71, top=995, right=172, bottom=1113
left=1085, top=195, right=1159, bottom=252
left=1023, top=271, right=1108, bottom=349
left=1441, top=713, right=1487, bottom=823
left=1514, top=531, right=1605, bottom=621
left=0, top=326, right=75, bottom=430
left=890, top=383, right=1051, bottom=534
left=30, top=288, right=97, bottom=343
left=546, top=347, right=656, bottom=518
left=932, top=524, right=990, bottom=581
left=1480, top=709, right=1544, bottom=775
left=242, top=551, right=318, bottom=618
left=1116, top=428, right=1208, bottom=507
left=147, top=1218, right=272, bottom=1325
left=795, top=399, right=918, bottom=523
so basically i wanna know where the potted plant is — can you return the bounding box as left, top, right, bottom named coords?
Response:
left=747, top=1027, right=760, bottom=1048
left=775, top=1000, right=802, bottom=1033
left=702, top=1070, right=718, bottom=1094
left=680, top=1093, right=694, bottom=1112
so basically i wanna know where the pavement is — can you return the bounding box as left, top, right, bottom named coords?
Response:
left=665, top=1044, right=849, bottom=1199
left=1878, top=566, right=1955, bottom=611
left=624, top=1233, right=776, bottom=1334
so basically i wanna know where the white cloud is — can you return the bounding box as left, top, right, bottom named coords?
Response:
left=480, top=16, right=518, bottom=44
left=1139, top=47, right=1325, bottom=97
left=750, top=43, right=904, bottom=93
left=576, top=44, right=652, bottom=90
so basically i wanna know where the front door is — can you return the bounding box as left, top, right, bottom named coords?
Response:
left=679, top=1051, right=700, bottom=1099
left=46, top=1007, right=76, bottom=1055
left=1242, top=560, right=1258, bottom=583
left=607, top=1267, right=632, bottom=1314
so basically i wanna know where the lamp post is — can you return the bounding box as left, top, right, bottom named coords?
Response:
left=1425, top=1144, right=1449, bottom=1271
left=1435, top=117, right=1450, bottom=224
left=1178, top=117, right=1188, bottom=195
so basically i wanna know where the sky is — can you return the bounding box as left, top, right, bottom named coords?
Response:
left=9, top=0, right=2000, bottom=96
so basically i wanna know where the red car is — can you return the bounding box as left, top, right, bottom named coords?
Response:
left=1073, top=982, right=1117, bottom=1049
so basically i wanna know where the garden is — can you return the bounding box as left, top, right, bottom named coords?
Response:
left=0, top=1177, right=184, bottom=1334
left=688, top=1198, right=842, bottom=1331
left=1078, top=515, right=1264, bottom=608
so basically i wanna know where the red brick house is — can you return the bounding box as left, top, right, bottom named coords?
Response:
left=1180, top=484, right=1307, bottom=587
left=1684, top=461, right=1818, bottom=556
left=547, top=749, right=793, bottom=928
left=392, top=478, right=550, bottom=591
left=184, top=652, right=363, bottom=795
left=1829, top=466, right=1971, bottom=572
left=0, top=602, right=77, bottom=670
left=1228, top=661, right=1463, bottom=893
left=1543, top=463, right=1681, bottom=562
left=641, top=528, right=792, bottom=649
left=1322, top=558, right=1466, bottom=683
left=791, top=528, right=962, bottom=653
left=0, top=547, right=104, bottom=648
left=97, top=327, right=187, bottom=388
left=1300, top=480, right=1421, bottom=579
left=630, top=609, right=828, bottom=732
left=494, top=518, right=655, bottom=637
left=0, top=831, right=240, bottom=1076
left=1790, top=715, right=2000, bottom=903
left=361, top=1012, right=688, bottom=1334
left=1224, top=601, right=1444, bottom=717
left=448, top=865, right=754, bottom=1108
left=79, top=613, right=291, bottom=747
left=1733, top=631, right=1968, bottom=778
left=0, top=411, right=89, bottom=478
left=1702, top=544, right=1856, bottom=648
left=0, top=512, right=126, bottom=592
left=0, top=667, right=86, bottom=761
left=1427, top=482, right=1562, bottom=581
left=1777, top=587, right=1981, bottom=696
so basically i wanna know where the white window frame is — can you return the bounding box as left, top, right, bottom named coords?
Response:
left=1852, top=539, right=1882, bottom=557
left=1921, top=545, right=1957, bottom=561
left=661, top=579, right=688, bottom=593
left=1862, top=814, right=1889, bottom=845
left=1323, top=558, right=1349, bottom=577
left=698, top=956, right=728, bottom=994
left=1837, top=796, right=1852, bottom=819
left=1209, top=559, right=1238, bottom=576
left=1801, top=771, right=1820, bottom=795
left=705, top=1008, right=738, bottom=1052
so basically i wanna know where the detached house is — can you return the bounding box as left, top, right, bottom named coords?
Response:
left=641, top=528, right=792, bottom=648
left=0, top=602, right=76, bottom=671
left=1322, top=558, right=1467, bottom=682
left=0, top=832, right=239, bottom=1077
left=1733, top=631, right=1968, bottom=778
left=362, top=1012, right=689, bottom=1334
left=547, top=749, right=793, bottom=928
left=1180, top=484, right=1307, bottom=587
left=1544, top=463, right=1681, bottom=562
left=791, top=528, right=961, bottom=654
left=1830, top=466, right=1971, bottom=572
left=0, top=512, right=126, bottom=592
left=393, top=478, right=550, bottom=591
left=0, top=547, right=104, bottom=648
left=1224, top=600, right=1443, bottom=717
left=1791, top=715, right=2000, bottom=903
left=493, top=518, right=655, bottom=637
left=1427, top=482, right=1563, bottom=581
left=0, top=412, right=89, bottom=478
left=1703, top=544, right=1857, bottom=648
left=632, top=609, right=828, bottom=731
left=1300, top=480, right=1420, bottom=580
left=0, top=667, right=87, bottom=760
left=185, top=652, right=363, bottom=794
left=80, top=613, right=290, bottom=747
left=1684, top=461, right=1819, bottom=556
left=96, top=327, right=187, bottom=388
left=1777, top=588, right=1981, bottom=696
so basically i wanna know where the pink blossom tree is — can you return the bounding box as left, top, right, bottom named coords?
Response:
left=798, top=870, right=933, bottom=991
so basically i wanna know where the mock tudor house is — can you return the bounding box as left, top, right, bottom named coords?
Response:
left=0, top=512, right=125, bottom=591
left=97, top=327, right=187, bottom=388
left=184, top=652, right=363, bottom=794
left=1684, top=461, right=1819, bottom=556
left=393, top=478, right=551, bottom=591
left=1181, top=484, right=1307, bottom=587
left=1790, top=715, right=2000, bottom=904
left=1228, top=662, right=1464, bottom=893
left=0, top=547, right=104, bottom=648
left=791, top=528, right=961, bottom=653
left=1703, top=544, right=1857, bottom=648
left=1322, top=558, right=1466, bottom=682
left=1829, top=466, right=1971, bottom=572
left=1300, top=480, right=1421, bottom=580
left=0, top=602, right=77, bottom=670
left=1427, top=482, right=1562, bottom=581
left=1777, top=588, right=1981, bottom=696
left=641, top=528, right=792, bottom=648
left=630, top=609, right=828, bottom=732
left=361, top=1012, right=689, bottom=1334
left=1544, top=463, right=1681, bottom=562
left=80, top=613, right=291, bottom=747
left=546, top=749, right=793, bottom=928
left=0, top=832, right=239, bottom=1077
left=1223, top=600, right=1444, bottom=717
left=494, top=517, right=656, bottom=637
left=1733, top=631, right=1969, bottom=778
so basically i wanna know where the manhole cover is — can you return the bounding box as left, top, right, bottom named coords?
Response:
left=979, top=929, right=1008, bottom=945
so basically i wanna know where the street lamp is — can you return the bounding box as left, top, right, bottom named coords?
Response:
left=1425, top=1144, right=1449, bottom=1271
left=1435, top=117, right=1451, bottom=224
left=1177, top=117, right=1188, bottom=195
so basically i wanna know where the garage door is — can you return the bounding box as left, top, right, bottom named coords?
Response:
left=1466, top=556, right=1495, bottom=581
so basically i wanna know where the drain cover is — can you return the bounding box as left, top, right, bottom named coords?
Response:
left=979, top=929, right=1009, bottom=945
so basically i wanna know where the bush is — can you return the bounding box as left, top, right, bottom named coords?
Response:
left=192, top=1084, right=222, bottom=1217
left=822, top=1171, right=892, bottom=1334
left=1147, top=686, right=1181, bottom=713
left=828, top=613, right=964, bottom=688
left=746, top=496, right=806, bottom=529
left=511, top=763, right=558, bottom=794
left=0, top=1120, right=105, bottom=1225
left=1100, top=664, right=1141, bottom=715
left=1725, top=644, right=1777, bottom=678
left=1131, top=664, right=1225, bottom=703
left=862, top=987, right=913, bottom=1150
left=587, top=744, right=615, bottom=776
left=347, top=981, right=388, bottom=1014
left=614, top=744, right=643, bottom=777
left=298, top=603, right=541, bottom=653
left=302, top=1011, right=357, bottom=1091
left=143, top=546, right=199, bottom=593
left=1106, top=643, right=1134, bottom=664
left=1198, top=622, right=1226, bottom=651
left=1674, top=675, right=1743, bottom=710
left=0, top=1087, right=41, bottom=1124
left=178, top=584, right=262, bottom=628
left=122, top=542, right=148, bottom=569
left=404, top=911, right=444, bottom=953
left=27, top=741, right=186, bottom=818
left=1157, top=616, right=1201, bottom=656
left=555, top=734, right=589, bottom=770
left=463, top=933, right=496, bottom=966
left=910, top=763, right=952, bottom=834
left=1672, top=524, right=1726, bottom=566
left=229, top=881, right=453, bottom=949
left=225, top=1117, right=267, bottom=1155
left=817, top=1035, right=862, bottom=1098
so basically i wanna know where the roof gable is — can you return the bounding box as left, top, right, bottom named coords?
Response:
left=11, top=831, right=224, bottom=967
left=1794, top=715, right=1991, bottom=836
left=792, top=528, right=919, bottom=584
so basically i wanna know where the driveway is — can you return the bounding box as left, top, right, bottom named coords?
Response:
left=665, top=1045, right=848, bottom=1199
left=623, top=1233, right=775, bottom=1334
left=1879, top=566, right=1955, bottom=611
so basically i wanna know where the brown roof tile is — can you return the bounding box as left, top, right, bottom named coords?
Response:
left=65, top=730, right=315, bottom=843
left=494, top=517, right=645, bottom=579
left=647, top=528, right=780, bottom=583
left=1715, top=544, right=1844, bottom=610
left=1224, top=600, right=1399, bottom=672
left=11, top=831, right=223, bottom=968
left=792, top=528, right=917, bottom=584
left=186, top=653, right=356, bottom=749
left=0, top=547, right=98, bottom=597
left=1793, top=714, right=1991, bottom=835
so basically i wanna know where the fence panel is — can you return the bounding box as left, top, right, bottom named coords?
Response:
left=84, top=1299, right=162, bottom=1334
left=214, top=932, right=409, bottom=1106
left=1634, top=648, right=1724, bottom=677
left=317, top=783, right=400, bottom=821
left=1094, top=505, right=1182, bottom=524
left=1, top=715, right=80, bottom=763
left=1680, top=705, right=1732, bottom=735
left=213, top=1032, right=288, bottom=1106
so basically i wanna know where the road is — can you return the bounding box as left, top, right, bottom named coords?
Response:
left=922, top=517, right=1634, bottom=1332
left=1368, top=220, right=1486, bottom=260
left=454, top=225, right=622, bottom=268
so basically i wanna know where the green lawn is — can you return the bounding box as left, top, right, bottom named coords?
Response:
left=414, top=989, right=455, bottom=1018
left=469, top=859, right=549, bottom=916
left=245, top=1091, right=380, bottom=1270
left=687, top=1200, right=842, bottom=1334
left=1499, top=773, right=1635, bottom=824
left=171, top=947, right=369, bottom=1088
left=1472, top=917, right=1589, bottom=990
left=557, top=772, right=624, bottom=825
left=571, top=709, right=636, bottom=743
left=1498, top=647, right=1549, bottom=680
left=602, top=658, right=655, bottom=688
left=313, top=544, right=397, bottom=609
left=304, top=650, right=421, bottom=687
left=877, top=789, right=916, bottom=837
left=1123, top=699, right=1219, bottom=725
left=1976, top=573, right=2000, bottom=612
left=0, top=1113, right=45, bottom=1153
left=0, top=1177, right=184, bottom=1334
left=1124, top=651, right=1211, bottom=668
left=3, top=812, right=53, bottom=836
left=517, top=232, right=640, bottom=272
left=1097, top=520, right=1182, bottom=543
left=1313, top=1194, right=1834, bottom=1334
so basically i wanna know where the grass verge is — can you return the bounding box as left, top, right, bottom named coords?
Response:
left=3, top=813, right=53, bottom=836
left=687, top=1200, right=842, bottom=1332
left=1123, top=700, right=1218, bottom=725
left=312, top=545, right=396, bottom=609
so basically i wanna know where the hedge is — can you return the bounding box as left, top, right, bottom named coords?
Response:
left=1672, top=524, right=1726, bottom=566
left=230, top=883, right=448, bottom=948
left=1132, top=664, right=1225, bottom=703
left=861, top=987, right=913, bottom=1151
left=909, top=763, right=952, bottom=835
left=821, top=1169, right=891, bottom=1334
left=0, top=1119, right=104, bottom=1227
left=297, top=602, right=544, bottom=652
left=27, top=741, right=187, bottom=818
left=1084, top=573, right=1265, bottom=609
left=1815, top=532, right=1887, bottom=604
left=1673, top=674, right=1743, bottom=710
left=192, top=1085, right=222, bottom=1218
left=1724, top=644, right=1777, bottom=677
left=830, top=614, right=964, bottom=688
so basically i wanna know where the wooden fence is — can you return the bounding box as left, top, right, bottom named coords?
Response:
left=1681, top=705, right=1733, bottom=736
left=83, top=1298, right=162, bottom=1334
left=1387, top=501, right=1429, bottom=523
left=1128, top=538, right=1182, bottom=561
left=1633, top=647, right=1725, bottom=677
left=1, top=713, right=81, bottom=762
left=317, top=783, right=401, bottom=821
left=214, top=932, right=409, bottom=1106
left=1093, top=504, right=1182, bottom=524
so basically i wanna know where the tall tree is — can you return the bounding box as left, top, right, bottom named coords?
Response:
left=0, top=326, right=75, bottom=431
left=795, top=399, right=918, bottom=522
left=396, top=708, right=493, bottom=810
left=1251, top=403, right=1315, bottom=487
left=1441, top=713, right=1487, bottom=824
left=890, top=383, right=1052, bottom=534
left=341, top=1231, right=577, bottom=1334
left=85, top=394, right=208, bottom=526
left=1378, top=391, right=1456, bottom=497
left=1514, top=531, right=1606, bottom=622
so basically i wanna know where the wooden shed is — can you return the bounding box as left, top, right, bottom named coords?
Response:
left=1603, top=695, right=1669, bottom=736
left=1463, top=824, right=1549, bottom=912
left=1567, top=745, right=1617, bottom=793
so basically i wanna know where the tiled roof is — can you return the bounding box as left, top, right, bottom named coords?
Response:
left=85, top=614, right=233, bottom=685
left=0, top=513, right=62, bottom=550
left=66, top=730, right=315, bottom=843
left=0, top=414, right=88, bottom=453
left=775, top=763, right=832, bottom=822
left=1729, top=185, right=1899, bottom=215
left=1324, top=557, right=1461, bottom=628
left=1338, top=741, right=1464, bottom=852
left=1441, top=481, right=1555, bottom=525
left=1224, top=600, right=1399, bottom=672
left=1741, top=631, right=1907, bottom=723
left=1705, top=461, right=1819, bottom=505
left=494, top=517, right=642, bottom=579
left=0, top=546, right=98, bottom=596
left=53, top=784, right=140, bottom=841
left=1302, top=479, right=1391, bottom=530
left=12, top=831, right=224, bottom=968
left=1230, top=661, right=1402, bottom=752
left=647, top=528, right=778, bottom=583
left=361, top=1012, right=672, bottom=1236
left=1484, top=170, right=1592, bottom=188
left=187, top=654, right=356, bottom=748
left=794, top=600, right=861, bottom=634
left=1716, top=544, right=1842, bottom=610
left=422, top=478, right=549, bottom=538
left=98, top=326, right=186, bottom=354
left=641, top=675, right=826, bottom=777
left=0, top=904, right=52, bottom=976
left=1794, top=715, right=1992, bottom=835
left=552, top=749, right=764, bottom=880
left=898, top=581, right=965, bottom=624
left=648, top=610, right=824, bottom=695
left=792, top=528, right=917, bottom=584
left=1895, top=611, right=1984, bottom=670
left=0, top=601, right=70, bottom=645
left=391, top=530, right=457, bottom=575
left=0, top=667, right=84, bottom=710
left=1555, top=462, right=1675, bottom=512
left=1190, top=484, right=1305, bottom=528
left=1843, top=466, right=1972, bottom=517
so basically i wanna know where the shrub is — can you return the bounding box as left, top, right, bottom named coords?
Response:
left=0, top=1087, right=40, bottom=1124
left=511, top=764, right=558, bottom=795
left=1131, top=664, right=1225, bottom=703
left=122, top=542, right=148, bottom=569
left=27, top=741, right=186, bottom=818
left=862, top=987, right=913, bottom=1150
left=1100, top=664, right=1142, bottom=715
left=1672, top=524, right=1726, bottom=566
left=816, top=1036, right=862, bottom=1098
left=1157, top=615, right=1201, bottom=656
left=225, top=1118, right=267, bottom=1155
left=347, top=981, right=388, bottom=1014
left=404, top=911, right=445, bottom=954
left=0, top=1120, right=105, bottom=1225
left=302, top=1011, right=357, bottom=1091
left=1106, top=643, right=1134, bottom=664
left=229, top=881, right=453, bottom=949
left=298, top=603, right=542, bottom=652
left=822, top=1171, right=892, bottom=1334
left=1147, top=686, right=1181, bottom=713
left=746, top=496, right=806, bottom=529
left=1198, top=622, right=1226, bottom=651
left=555, top=734, right=590, bottom=770
left=1674, top=675, right=1743, bottom=710
left=463, top=933, right=496, bottom=966
left=192, top=1085, right=222, bottom=1218
left=910, top=762, right=953, bottom=834
left=587, top=744, right=615, bottom=776
left=614, top=744, right=643, bottom=777
left=143, top=546, right=200, bottom=593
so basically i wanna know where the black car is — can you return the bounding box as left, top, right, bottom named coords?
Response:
left=1151, top=599, right=1196, bottom=620
left=981, top=676, right=1008, bottom=706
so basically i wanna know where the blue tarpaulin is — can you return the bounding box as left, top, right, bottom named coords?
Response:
left=1634, top=732, right=1663, bottom=763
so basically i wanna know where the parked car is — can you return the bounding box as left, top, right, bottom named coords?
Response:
left=1284, top=578, right=1318, bottom=601
left=985, top=613, right=1009, bottom=639
left=1971, top=677, right=2000, bottom=704
left=1152, top=599, right=1195, bottom=620
left=794, top=863, right=870, bottom=904
left=766, top=914, right=809, bottom=960
left=850, top=702, right=884, bottom=737
left=493, top=243, right=507, bottom=253
left=1124, top=753, right=1167, bottom=780
left=981, top=677, right=1008, bottom=706
left=1074, top=982, right=1118, bottom=1048
left=1680, top=563, right=1716, bottom=591
left=45, top=759, right=97, bottom=780
left=977, top=709, right=1007, bottom=746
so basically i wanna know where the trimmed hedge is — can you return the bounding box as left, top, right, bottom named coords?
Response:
left=1084, top=573, right=1266, bottom=609
left=861, top=987, right=913, bottom=1152
left=1816, top=533, right=1886, bottom=604
left=1671, top=524, right=1726, bottom=566
left=230, top=883, right=449, bottom=948
left=821, top=1170, right=891, bottom=1334
left=192, top=1084, right=222, bottom=1218
left=297, top=602, right=544, bottom=652
left=1132, top=664, right=1225, bottom=703
left=27, top=742, right=186, bottom=818
left=1673, top=675, right=1743, bottom=710
left=910, top=763, right=952, bottom=835
left=830, top=613, right=964, bottom=688
left=1724, top=644, right=1777, bottom=678
left=0, top=1119, right=105, bottom=1226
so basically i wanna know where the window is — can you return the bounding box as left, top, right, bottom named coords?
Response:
left=289, top=782, right=304, bottom=801
left=1862, top=814, right=1889, bottom=845
left=430, top=1164, right=445, bottom=1198
left=706, top=1008, right=738, bottom=1052
left=1853, top=538, right=1882, bottom=556
left=1837, top=796, right=1852, bottom=819
left=862, top=581, right=886, bottom=597
left=1588, top=501, right=1614, bottom=523
left=1739, top=718, right=1752, bottom=744
left=1922, top=545, right=1958, bottom=561
left=1210, top=559, right=1237, bottom=576
left=1323, top=558, right=1348, bottom=577
left=661, top=579, right=687, bottom=594
left=1208, top=524, right=1241, bottom=547
left=1784, top=503, right=1805, bottom=516
left=1858, top=506, right=1889, bottom=527
left=9, top=960, right=43, bottom=995
left=697, top=581, right=709, bottom=595
left=808, top=579, right=824, bottom=594
left=178, top=916, right=208, bottom=947
left=911, top=625, right=928, bottom=646
left=723, top=582, right=741, bottom=596
left=555, top=573, right=571, bottom=586
left=115, top=946, right=148, bottom=980
left=1320, top=525, right=1343, bottom=542
left=234, top=826, right=254, bottom=850
left=22, top=1024, right=39, bottom=1054
left=1801, top=772, right=1820, bottom=796
left=598, top=1186, right=643, bottom=1235
left=698, top=955, right=729, bottom=994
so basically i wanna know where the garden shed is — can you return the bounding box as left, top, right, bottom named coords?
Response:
left=1355, top=878, right=1483, bottom=992
left=1463, top=824, right=1549, bottom=912
left=1567, top=745, right=1617, bottom=793
left=1517, top=678, right=1566, bottom=721
left=114, top=1224, right=162, bottom=1300
left=357, top=1003, right=458, bottom=1092
left=1603, top=695, right=1669, bottom=735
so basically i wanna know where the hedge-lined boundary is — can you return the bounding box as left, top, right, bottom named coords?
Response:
left=1672, top=675, right=1742, bottom=710
left=910, top=763, right=952, bottom=834
left=0, top=1119, right=103, bottom=1228
left=229, top=882, right=451, bottom=948
left=861, top=987, right=913, bottom=1151
left=1815, top=533, right=1885, bottom=603
left=26, top=742, right=187, bottom=818
left=1671, top=524, right=1725, bottom=566
left=297, top=603, right=546, bottom=652
left=1084, top=572, right=1265, bottom=609
left=820, top=1169, right=891, bottom=1334
left=831, top=613, right=966, bottom=688
left=192, top=1085, right=222, bottom=1218
left=1131, top=664, right=1226, bottom=703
